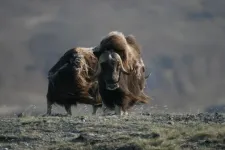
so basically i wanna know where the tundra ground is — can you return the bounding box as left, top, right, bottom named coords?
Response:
left=0, top=113, right=225, bottom=150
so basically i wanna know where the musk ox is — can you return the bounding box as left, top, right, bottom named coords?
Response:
left=93, top=31, right=150, bottom=116
left=46, top=47, right=102, bottom=116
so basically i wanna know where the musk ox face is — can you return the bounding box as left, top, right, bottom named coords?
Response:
left=100, top=56, right=120, bottom=90
left=93, top=51, right=131, bottom=90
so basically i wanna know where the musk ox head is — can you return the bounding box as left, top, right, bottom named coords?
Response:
left=92, top=31, right=151, bottom=89
left=93, top=51, right=132, bottom=90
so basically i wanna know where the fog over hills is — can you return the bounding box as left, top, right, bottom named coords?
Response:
left=0, top=0, right=225, bottom=115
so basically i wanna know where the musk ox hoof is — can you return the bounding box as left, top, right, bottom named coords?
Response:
left=17, top=112, right=25, bottom=118
left=66, top=114, right=72, bottom=117
left=42, top=113, right=51, bottom=117
left=43, top=113, right=71, bottom=117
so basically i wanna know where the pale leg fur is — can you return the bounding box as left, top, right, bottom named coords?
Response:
left=115, top=107, right=129, bottom=116
left=115, top=105, right=122, bottom=116
left=102, top=102, right=109, bottom=116
left=92, top=105, right=98, bottom=115
left=47, top=100, right=52, bottom=115
left=65, top=105, right=72, bottom=116
left=124, top=111, right=129, bottom=116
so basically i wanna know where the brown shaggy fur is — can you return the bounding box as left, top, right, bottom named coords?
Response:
left=94, top=31, right=150, bottom=113
left=47, top=47, right=102, bottom=115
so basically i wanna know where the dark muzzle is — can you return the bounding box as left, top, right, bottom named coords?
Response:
left=104, top=72, right=121, bottom=90
left=105, top=83, right=119, bottom=90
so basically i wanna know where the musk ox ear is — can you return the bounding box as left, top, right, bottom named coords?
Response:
left=125, top=34, right=137, bottom=45
left=125, top=34, right=136, bottom=42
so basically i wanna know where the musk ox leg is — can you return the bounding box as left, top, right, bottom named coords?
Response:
left=115, top=105, right=122, bottom=116
left=124, top=111, right=128, bottom=116
left=102, top=102, right=110, bottom=116
left=92, top=105, right=98, bottom=115
left=47, top=100, right=53, bottom=115
left=92, top=104, right=103, bottom=115
left=65, top=105, right=72, bottom=116
left=115, top=106, right=128, bottom=116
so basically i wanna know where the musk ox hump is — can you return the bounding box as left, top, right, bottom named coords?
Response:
left=125, top=35, right=141, bottom=55
left=75, top=47, right=98, bottom=63
left=99, top=31, right=130, bottom=53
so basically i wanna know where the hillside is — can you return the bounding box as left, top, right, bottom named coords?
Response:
left=0, top=113, right=225, bottom=150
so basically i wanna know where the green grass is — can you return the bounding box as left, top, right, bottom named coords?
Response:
left=0, top=113, right=224, bottom=150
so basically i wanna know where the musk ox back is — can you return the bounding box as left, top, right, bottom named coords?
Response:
left=93, top=31, right=150, bottom=116
left=46, top=47, right=102, bottom=116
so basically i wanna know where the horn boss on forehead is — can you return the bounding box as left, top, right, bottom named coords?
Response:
left=92, top=51, right=112, bottom=78
left=99, top=51, right=111, bottom=63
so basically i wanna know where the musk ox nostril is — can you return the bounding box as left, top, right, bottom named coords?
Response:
left=106, top=83, right=119, bottom=91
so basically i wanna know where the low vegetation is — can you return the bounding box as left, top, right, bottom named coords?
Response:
left=0, top=113, right=225, bottom=150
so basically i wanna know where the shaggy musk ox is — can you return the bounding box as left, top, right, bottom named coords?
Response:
left=46, top=47, right=102, bottom=116
left=93, top=31, right=150, bottom=116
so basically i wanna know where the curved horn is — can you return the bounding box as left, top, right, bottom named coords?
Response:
left=145, top=72, right=151, bottom=79
left=113, top=52, right=132, bottom=75
left=91, top=51, right=110, bottom=79
left=144, top=67, right=151, bottom=79
left=142, top=65, right=151, bottom=79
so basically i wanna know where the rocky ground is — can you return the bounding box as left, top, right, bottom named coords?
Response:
left=0, top=113, right=225, bottom=150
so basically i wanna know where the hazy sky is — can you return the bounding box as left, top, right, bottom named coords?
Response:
left=0, top=0, right=225, bottom=115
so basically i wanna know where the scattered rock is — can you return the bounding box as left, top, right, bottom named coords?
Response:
left=215, top=143, right=225, bottom=149
left=116, top=144, right=143, bottom=150
left=180, top=143, right=197, bottom=150
left=0, top=135, right=38, bottom=143
left=71, top=134, right=85, bottom=142
left=167, top=121, right=174, bottom=125
left=151, top=132, right=160, bottom=138
left=188, top=133, right=212, bottom=142
left=129, top=132, right=160, bottom=139
left=79, top=116, right=86, bottom=122
left=199, top=139, right=219, bottom=146
left=0, top=145, right=11, bottom=150
left=71, top=133, right=105, bottom=145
